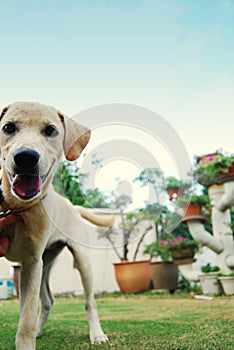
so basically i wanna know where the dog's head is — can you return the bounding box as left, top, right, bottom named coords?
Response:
left=0, top=102, right=91, bottom=202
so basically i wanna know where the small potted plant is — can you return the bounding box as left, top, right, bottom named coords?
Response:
left=195, top=151, right=223, bottom=165
left=144, top=236, right=179, bottom=293
left=219, top=273, right=234, bottom=295
left=168, top=237, right=199, bottom=263
left=193, top=154, right=234, bottom=187
left=199, top=263, right=222, bottom=295
left=176, top=194, right=210, bottom=221
left=164, top=176, right=191, bottom=200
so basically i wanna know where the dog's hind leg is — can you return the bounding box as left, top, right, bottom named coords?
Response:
left=36, top=241, right=65, bottom=337
left=67, top=243, right=108, bottom=344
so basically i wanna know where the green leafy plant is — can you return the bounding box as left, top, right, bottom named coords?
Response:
left=201, top=263, right=220, bottom=273
left=144, top=236, right=199, bottom=262
left=176, top=194, right=210, bottom=207
left=164, top=176, right=191, bottom=190
left=193, top=154, right=234, bottom=183
left=168, top=237, right=199, bottom=251
left=53, top=161, right=109, bottom=208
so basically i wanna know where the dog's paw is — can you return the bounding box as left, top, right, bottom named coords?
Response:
left=90, top=333, right=109, bottom=344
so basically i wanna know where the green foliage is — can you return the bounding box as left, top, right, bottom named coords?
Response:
left=134, top=167, right=164, bottom=187
left=144, top=236, right=199, bottom=262
left=164, top=176, right=191, bottom=190
left=133, top=167, right=164, bottom=203
left=201, top=263, right=220, bottom=273
left=53, top=162, right=86, bottom=205
left=193, top=154, right=234, bottom=182
left=177, top=275, right=201, bottom=293
left=176, top=194, right=210, bottom=206
left=53, top=161, right=109, bottom=208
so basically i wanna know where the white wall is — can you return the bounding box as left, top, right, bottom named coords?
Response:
left=0, top=214, right=156, bottom=295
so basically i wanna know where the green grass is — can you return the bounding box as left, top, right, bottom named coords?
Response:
left=0, top=293, right=233, bottom=349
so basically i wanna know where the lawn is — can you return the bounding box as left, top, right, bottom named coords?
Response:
left=0, top=293, right=233, bottom=350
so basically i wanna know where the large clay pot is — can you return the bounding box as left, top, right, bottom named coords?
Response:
left=113, top=260, right=151, bottom=293
left=150, top=262, right=178, bottom=293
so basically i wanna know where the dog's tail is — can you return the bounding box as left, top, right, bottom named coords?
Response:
left=76, top=206, right=115, bottom=227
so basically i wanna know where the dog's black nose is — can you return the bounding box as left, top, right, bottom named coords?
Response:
left=13, top=148, right=40, bottom=171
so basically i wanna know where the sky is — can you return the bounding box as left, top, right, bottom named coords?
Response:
left=1, top=0, right=234, bottom=207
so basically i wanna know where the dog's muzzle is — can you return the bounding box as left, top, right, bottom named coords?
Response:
left=10, top=148, right=42, bottom=200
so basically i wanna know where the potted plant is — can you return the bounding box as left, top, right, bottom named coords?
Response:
left=199, top=263, right=222, bottom=295
left=219, top=273, right=234, bottom=295
left=193, top=154, right=234, bottom=187
left=99, top=208, right=154, bottom=294
left=195, top=151, right=223, bottom=165
left=164, top=176, right=191, bottom=200
left=176, top=194, right=210, bottom=221
left=168, top=236, right=199, bottom=263
left=144, top=237, right=179, bottom=293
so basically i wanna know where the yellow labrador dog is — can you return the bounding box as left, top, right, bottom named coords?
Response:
left=0, top=102, right=112, bottom=349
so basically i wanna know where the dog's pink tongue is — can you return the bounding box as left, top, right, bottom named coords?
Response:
left=0, top=236, right=9, bottom=257
left=13, top=174, right=42, bottom=198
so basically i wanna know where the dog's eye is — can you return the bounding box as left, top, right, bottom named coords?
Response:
left=2, top=122, right=17, bottom=135
left=43, top=125, right=58, bottom=137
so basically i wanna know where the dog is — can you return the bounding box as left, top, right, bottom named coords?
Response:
left=0, top=101, right=113, bottom=349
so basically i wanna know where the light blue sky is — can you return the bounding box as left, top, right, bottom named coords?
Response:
left=1, top=0, right=234, bottom=160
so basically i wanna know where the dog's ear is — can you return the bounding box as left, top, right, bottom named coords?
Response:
left=0, top=105, right=10, bottom=120
left=58, top=112, right=91, bottom=161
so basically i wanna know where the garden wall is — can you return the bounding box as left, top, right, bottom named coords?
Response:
left=0, top=212, right=156, bottom=295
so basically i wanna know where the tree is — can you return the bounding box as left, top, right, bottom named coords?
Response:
left=53, top=161, right=109, bottom=208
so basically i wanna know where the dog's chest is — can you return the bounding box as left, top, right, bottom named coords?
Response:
left=4, top=207, right=50, bottom=263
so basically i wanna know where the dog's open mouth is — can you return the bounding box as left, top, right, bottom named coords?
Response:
left=12, top=174, right=42, bottom=199
left=10, top=163, right=54, bottom=200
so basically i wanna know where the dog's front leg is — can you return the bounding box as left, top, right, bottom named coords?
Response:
left=16, top=260, right=43, bottom=350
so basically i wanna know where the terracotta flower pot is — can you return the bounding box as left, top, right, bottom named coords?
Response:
left=166, top=187, right=179, bottom=200
left=197, top=152, right=221, bottom=165
left=166, top=188, right=185, bottom=200
left=182, top=203, right=202, bottom=216
left=150, top=262, right=178, bottom=293
left=181, top=203, right=205, bottom=221
left=113, top=260, right=151, bottom=294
